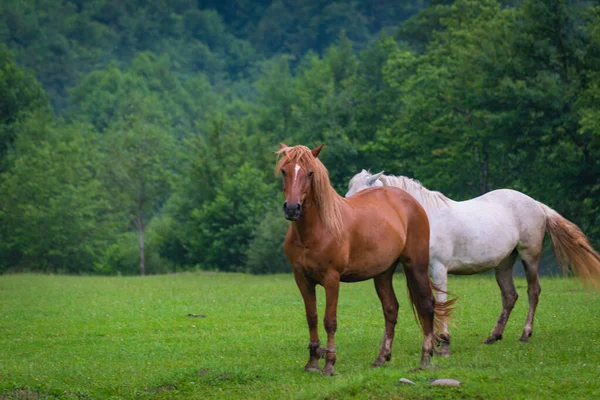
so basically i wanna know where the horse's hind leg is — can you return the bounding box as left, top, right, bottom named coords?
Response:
left=293, top=268, right=321, bottom=372
left=372, top=264, right=399, bottom=367
left=484, top=252, right=519, bottom=344
left=519, top=251, right=541, bottom=342
left=403, top=262, right=436, bottom=368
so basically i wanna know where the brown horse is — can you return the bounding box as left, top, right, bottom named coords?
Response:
left=276, top=143, right=455, bottom=375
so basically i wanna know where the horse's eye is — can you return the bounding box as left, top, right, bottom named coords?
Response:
left=281, top=169, right=286, bottom=176
left=308, top=171, right=314, bottom=177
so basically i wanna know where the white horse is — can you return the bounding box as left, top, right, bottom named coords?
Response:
left=346, top=170, right=600, bottom=354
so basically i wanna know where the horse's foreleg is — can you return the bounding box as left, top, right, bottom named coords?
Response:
left=484, top=252, right=519, bottom=344
left=293, top=269, right=320, bottom=372
left=372, top=266, right=399, bottom=367
left=322, top=274, right=340, bottom=376
left=519, top=255, right=541, bottom=342
left=431, top=261, right=451, bottom=356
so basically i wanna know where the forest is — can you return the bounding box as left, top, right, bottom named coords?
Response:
left=0, top=0, right=598, bottom=275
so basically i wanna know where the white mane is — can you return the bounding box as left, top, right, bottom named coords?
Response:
left=379, top=175, right=453, bottom=213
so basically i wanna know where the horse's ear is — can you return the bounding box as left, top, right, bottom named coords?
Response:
left=311, top=143, right=325, bottom=158
left=367, top=171, right=384, bottom=185
left=277, top=143, right=290, bottom=155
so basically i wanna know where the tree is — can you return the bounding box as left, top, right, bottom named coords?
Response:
left=377, top=0, right=525, bottom=197
left=102, top=96, right=176, bottom=275
left=188, top=163, right=279, bottom=271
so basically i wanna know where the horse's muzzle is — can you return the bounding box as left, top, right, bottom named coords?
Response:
left=283, top=201, right=302, bottom=221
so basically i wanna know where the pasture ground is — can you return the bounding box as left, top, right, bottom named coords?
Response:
left=0, top=273, right=599, bottom=399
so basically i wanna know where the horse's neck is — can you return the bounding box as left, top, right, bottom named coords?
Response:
left=382, top=176, right=454, bottom=217
left=291, top=216, right=320, bottom=246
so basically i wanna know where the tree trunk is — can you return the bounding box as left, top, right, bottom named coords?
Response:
left=137, top=200, right=145, bottom=276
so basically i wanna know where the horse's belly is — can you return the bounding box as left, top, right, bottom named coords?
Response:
left=447, top=262, right=497, bottom=275
left=431, top=213, right=518, bottom=274
left=295, top=261, right=383, bottom=283
left=444, top=248, right=514, bottom=274
left=339, top=258, right=394, bottom=282
left=339, top=273, right=371, bottom=283
left=292, top=248, right=382, bottom=283
left=342, top=245, right=401, bottom=281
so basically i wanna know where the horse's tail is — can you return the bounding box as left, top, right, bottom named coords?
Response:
left=431, top=282, right=457, bottom=334
left=538, top=202, right=600, bottom=289
left=405, top=271, right=456, bottom=331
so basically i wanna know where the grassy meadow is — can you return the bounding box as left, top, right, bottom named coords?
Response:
left=0, top=273, right=599, bottom=399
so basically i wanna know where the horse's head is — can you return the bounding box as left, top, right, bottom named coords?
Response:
left=276, top=143, right=324, bottom=221
left=345, top=170, right=384, bottom=197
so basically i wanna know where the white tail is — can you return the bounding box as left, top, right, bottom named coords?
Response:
left=539, top=203, right=600, bottom=289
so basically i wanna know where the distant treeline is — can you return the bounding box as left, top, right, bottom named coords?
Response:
left=0, top=0, right=598, bottom=275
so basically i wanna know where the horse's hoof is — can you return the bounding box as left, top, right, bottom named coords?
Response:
left=322, top=366, right=335, bottom=376
left=519, top=330, right=532, bottom=342
left=371, top=359, right=385, bottom=368
left=304, top=366, right=321, bottom=373
left=483, top=335, right=501, bottom=345
left=436, top=348, right=451, bottom=357
left=518, top=335, right=531, bottom=343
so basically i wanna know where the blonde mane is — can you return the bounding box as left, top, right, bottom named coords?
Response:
left=380, top=175, right=452, bottom=213
left=276, top=145, right=344, bottom=238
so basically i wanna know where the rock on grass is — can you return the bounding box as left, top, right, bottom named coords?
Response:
left=431, top=378, right=461, bottom=386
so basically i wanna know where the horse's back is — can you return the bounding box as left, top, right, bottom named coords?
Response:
left=441, top=188, right=544, bottom=232
left=463, top=189, right=545, bottom=231
left=346, top=186, right=428, bottom=230
left=432, top=189, right=546, bottom=272
left=342, top=186, right=430, bottom=276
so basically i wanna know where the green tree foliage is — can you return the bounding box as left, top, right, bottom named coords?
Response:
left=1, top=0, right=599, bottom=275
left=0, top=46, right=50, bottom=166
left=376, top=0, right=519, bottom=197
left=245, top=208, right=291, bottom=274
left=67, top=52, right=213, bottom=136
left=163, top=115, right=277, bottom=269
left=0, top=120, right=116, bottom=272
left=372, top=0, right=600, bottom=240
left=101, top=96, right=176, bottom=275
left=188, top=163, right=279, bottom=271
left=1, top=0, right=423, bottom=111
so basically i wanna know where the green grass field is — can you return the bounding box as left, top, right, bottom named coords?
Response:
left=1, top=273, right=599, bottom=399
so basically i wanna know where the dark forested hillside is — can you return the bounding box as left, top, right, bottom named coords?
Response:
left=0, top=0, right=426, bottom=111
left=1, top=0, right=599, bottom=275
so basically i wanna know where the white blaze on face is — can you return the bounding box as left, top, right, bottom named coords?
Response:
left=293, top=164, right=301, bottom=185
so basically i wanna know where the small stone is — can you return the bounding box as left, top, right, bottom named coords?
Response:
left=431, top=378, right=461, bottom=387
left=397, top=378, right=415, bottom=385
